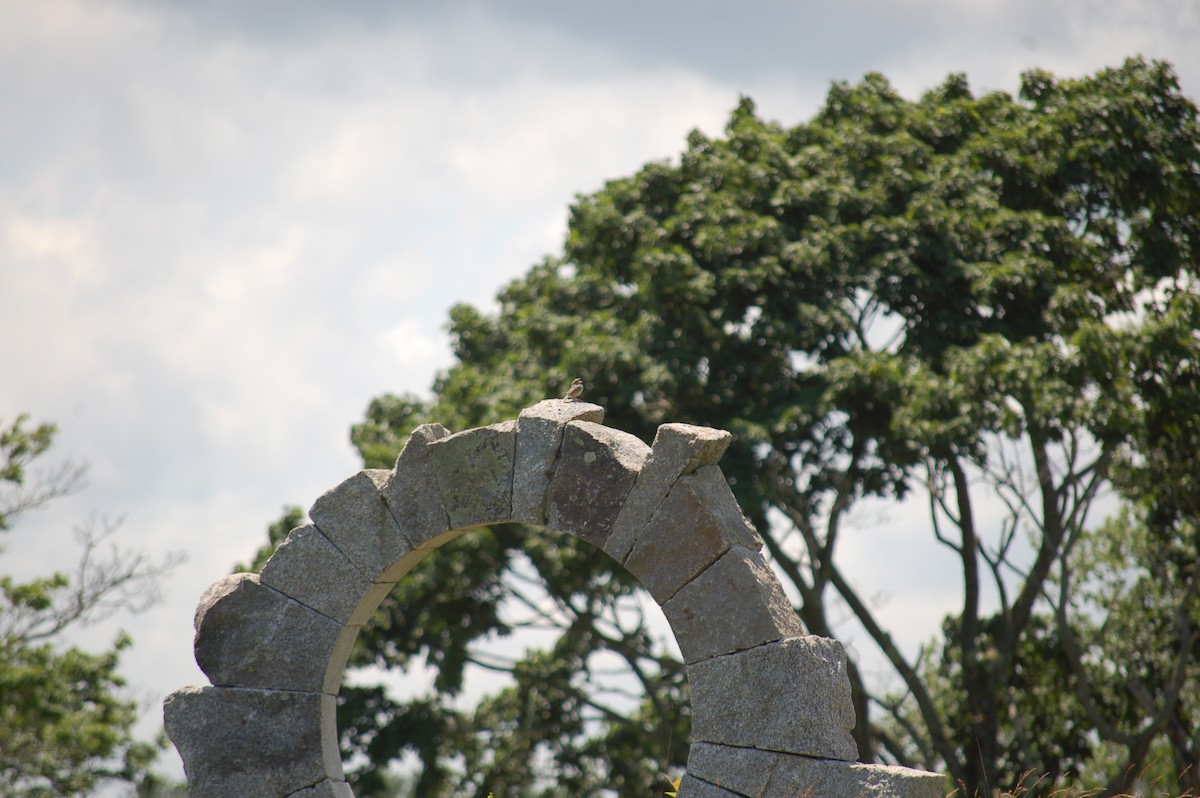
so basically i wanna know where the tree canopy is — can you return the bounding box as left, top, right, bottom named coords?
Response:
left=0, top=415, right=182, bottom=796
left=253, top=56, right=1200, bottom=797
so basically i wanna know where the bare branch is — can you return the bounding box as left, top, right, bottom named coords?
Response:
left=6, top=515, right=185, bottom=645
left=466, top=651, right=521, bottom=672
left=826, top=561, right=963, bottom=783
left=0, top=459, right=89, bottom=530
left=1055, top=553, right=1196, bottom=751
left=871, top=680, right=936, bottom=767
left=927, top=466, right=963, bottom=554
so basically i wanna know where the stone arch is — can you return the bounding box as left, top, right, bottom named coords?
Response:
left=164, top=400, right=943, bottom=798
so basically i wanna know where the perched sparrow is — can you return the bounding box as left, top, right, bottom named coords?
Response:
left=563, top=378, right=585, bottom=401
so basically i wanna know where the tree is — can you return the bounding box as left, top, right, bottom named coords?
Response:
left=248, top=57, right=1200, bottom=797
left=1053, top=289, right=1200, bottom=795
left=0, top=415, right=183, bottom=796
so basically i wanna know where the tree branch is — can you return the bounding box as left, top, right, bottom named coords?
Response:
left=826, top=559, right=963, bottom=783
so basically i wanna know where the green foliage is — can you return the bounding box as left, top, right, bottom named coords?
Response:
left=0, top=415, right=176, bottom=796
left=327, top=519, right=687, bottom=796
left=0, top=631, right=159, bottom=794
left=245, top=57, right=1200, bottom=796
left=235, top=505, right=305, bottom=573
left=0, top=415, right=56, bottom=495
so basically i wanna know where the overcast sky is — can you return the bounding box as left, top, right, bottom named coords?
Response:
left=3, top=0, right=1199, bottom=788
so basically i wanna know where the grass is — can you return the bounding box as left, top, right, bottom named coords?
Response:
left=949, top=764, right=1200, bottom=798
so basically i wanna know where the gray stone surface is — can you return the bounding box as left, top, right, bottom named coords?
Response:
left=675, top=774, right=743, bottom=798
left=545, top=420, right=650, bottom=548
left=163, top=685, right=340, bottom=798
left=374, top=540, right=455, bottom=584
left=259, top=524, right=374, bottom=625
left=606, top=423, right=733, bottom=562
left=512, top=399, right=605, bottom=524
left=193, top=572, right=347, bottom=693
left=380, top=422, right=453, bottom=549
left=625, top=465, right=763, bottom=603
left=286, top=780, right=356, bottom=798
left=686, top=742, right=946, bottom=798
left=429, top=419, right=517, bottom=528
left=688, top=636, right=859, bottom=761
left=345, top=580, right=402, bottom=626
left=662, top=546, right=804, bottom=664
left=782, top=761, right=946, bottom=798
left=310, top=469, right=413, bottom=583
left=685, top=741, right=777, bottom=796
left=321, top=624, right=366, bottom=695
left=168, top=402, right=946, bottom=797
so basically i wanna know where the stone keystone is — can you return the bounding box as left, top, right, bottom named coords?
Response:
left=193, top=572, right=348, bottom=693
left=163, top=685, right=340, bottom=798
left=428, top=419, right=517, bottom=529
left=606, top=424, right=733, bottom=563
left=624, top=464, right=762, bottom=603
left=545, top=420, right=651, bottom=548
left=662, top=546, right=804, bottom=664
left=310, top=469, right=413, bottom=583
left=380, top=423, right=453, bottom=550
left=688, top=636, right=859, bottom=761
left=512, top=399, right=605, bottom=524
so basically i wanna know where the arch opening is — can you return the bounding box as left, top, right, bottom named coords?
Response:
left=334, top=523, right=692, bottom=796
left=165, top=400, right=941, bottom=798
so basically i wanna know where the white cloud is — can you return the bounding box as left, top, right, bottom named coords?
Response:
left=381, top=318, right=446, bottom=368
left=2, top=0, right=1199, bottom=788
left=5, top=212, right=99, bottom=270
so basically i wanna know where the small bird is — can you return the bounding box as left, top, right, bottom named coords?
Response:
left=563, top=377, right=585, bottom=401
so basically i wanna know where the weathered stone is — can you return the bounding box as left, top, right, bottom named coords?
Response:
left=512, top=399, right=605, bottom=524
left=688, top=636, right=859, bottom=761
left=286, top=780, right=356, bottom=798
left=774, top=760, right=946, bottom=798
left=193, top=573, right=346, bottom=693
left=310, top=469, right=413, bottom=582
left=686, top=742, right=946, bottom=798
left=625, top=465, right=762, bottom=603
left=345, top=580, right=401, bottom=626
left=606, top=423, right=732, bottom=562
left=374, top=540, right=454, bottom=583
left=167, top=402, right=947, bottom=797
left=662, top=546, right=804, bottom=663
left=380, top=423, right=453, bottom=549
left=260, top=524, right=374, bottom=624
left=322, top=623, right=371, bottom=695
left=675, top=774, right=742, bottom=798
left=163, top=685, right=340, bottom=798
left=545, top=421, right=650, bottom=548
left=684, top=742, right=777, bottom=796
left=429, top=420, right=517, bottom=528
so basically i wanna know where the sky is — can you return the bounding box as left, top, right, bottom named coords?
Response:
left=2, top=0, right=1199, bottom=789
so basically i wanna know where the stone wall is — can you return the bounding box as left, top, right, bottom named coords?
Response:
left=164, top=399, right=945, bottom=798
